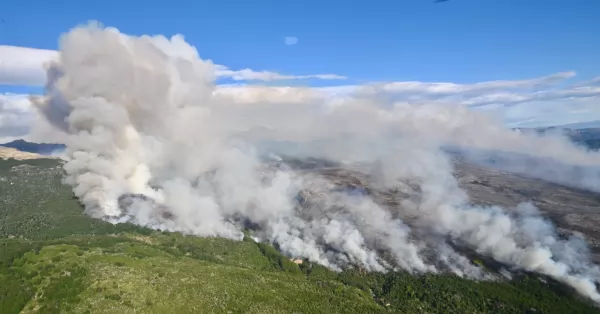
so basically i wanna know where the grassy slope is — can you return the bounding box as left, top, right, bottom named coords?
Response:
left=0, top=158, right=598, bottom=313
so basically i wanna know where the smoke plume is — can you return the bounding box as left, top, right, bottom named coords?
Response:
left=32, top=23, right=600, bottom=303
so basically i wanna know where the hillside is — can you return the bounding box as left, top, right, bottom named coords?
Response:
left=0, top=147, right=52, bottom=160
left=0, top=140, right=65, bottom=155
left=1, top=158, right=599, bottom=313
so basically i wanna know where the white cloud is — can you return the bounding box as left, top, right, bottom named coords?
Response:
left=0, top=93, right=35, bottom=140
left=0, top=45, right=58, bottom=86
left=284, top=36, right=298, bottom=46
left=333, top=72, right=600, bottom=127
left=6, top=75, right=598, bottom=143
left=1, top=44, right=600, bottom=135
left=214, top=65, right=346, bottom=81
left=573, top=76, right=600, bottom=87
left=0, top=93, right=78, bottom=143
left=502, top=97, right=600, bottom=128
left=357, top=71, right=575, bottom=98
left=462, top=86, right=600, bottom=108
left=0, top=45, right=344, bottom=85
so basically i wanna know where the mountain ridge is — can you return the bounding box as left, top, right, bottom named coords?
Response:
left=0, top=139, right=66, bottom=155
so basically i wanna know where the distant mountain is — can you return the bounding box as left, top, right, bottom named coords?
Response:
left=512, top=127, right=600, bottom=151
left=554, top=120, right=600, bottom=129
left=0, top=139, right=66, bottom=155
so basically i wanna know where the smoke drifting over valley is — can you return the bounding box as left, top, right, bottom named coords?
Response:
left=32, top=23, right=600, bottom=303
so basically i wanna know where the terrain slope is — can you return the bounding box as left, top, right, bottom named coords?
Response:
left=0, top=158, right=599, bottom=313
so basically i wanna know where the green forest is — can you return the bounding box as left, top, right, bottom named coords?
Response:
left=0, top=158, right=598, bottom=313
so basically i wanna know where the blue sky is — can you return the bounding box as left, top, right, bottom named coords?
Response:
left=2, top=0, right=599, bottom=84
left=1, top=0, right=600, bottom=138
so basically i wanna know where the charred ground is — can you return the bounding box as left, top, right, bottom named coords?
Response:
left=277, top=156, right=600, bottom=271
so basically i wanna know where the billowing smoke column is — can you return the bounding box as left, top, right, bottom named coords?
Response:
left=33, top=23, right=600, bottom=302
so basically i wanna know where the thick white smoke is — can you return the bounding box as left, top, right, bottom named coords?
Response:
left=33, top=23, right=600, bottom=302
